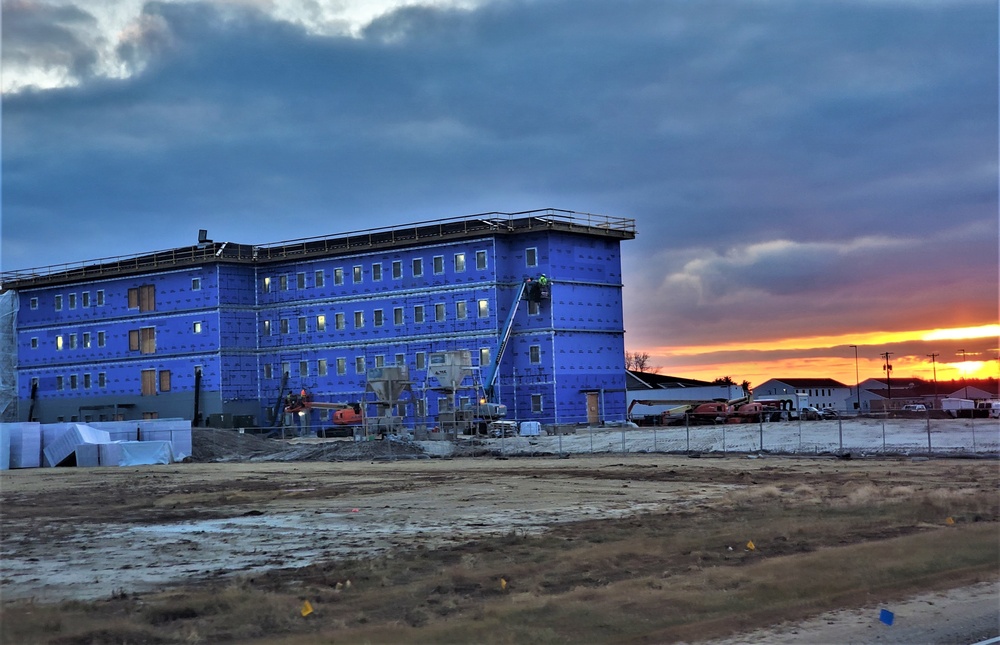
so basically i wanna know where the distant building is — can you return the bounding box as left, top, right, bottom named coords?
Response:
left=625, top=371, right=736, bottom=421
left=0, top=210, right=636, bottom=429
left=859, top=377, right=999, bottom=411
left=754, top=377, right=851, bottom=411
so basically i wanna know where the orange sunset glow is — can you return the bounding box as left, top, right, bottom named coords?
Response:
left=641, top=324, right=1000, bottom=387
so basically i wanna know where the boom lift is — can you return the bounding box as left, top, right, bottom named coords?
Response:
left=482, top=275, right=550, bottom=402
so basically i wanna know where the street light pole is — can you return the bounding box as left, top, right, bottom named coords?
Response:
left=927, top=352, right=939, bottom=409
left=849, top=345, right=860, bottom=412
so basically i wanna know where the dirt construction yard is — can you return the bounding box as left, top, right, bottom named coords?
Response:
left=1, top=433, right=998, bottom=644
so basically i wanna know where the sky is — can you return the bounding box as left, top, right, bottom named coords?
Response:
left=2, top=0, right=998, bottom=389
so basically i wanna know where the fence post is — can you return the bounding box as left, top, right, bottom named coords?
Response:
left=622, top=426, right=627, bottom=454
left=589, top=425, right=594, bottom=454
left=971, top=414, right=977, bottom=453
left=653, top=426, right=657, bottom=453
left=838, top=418, right=843, bottom=454
left=926, top=413, right=932, bottom=454
left=722, top=423, right=727, bottom=457
left=686, top=414, right=690, bottom=454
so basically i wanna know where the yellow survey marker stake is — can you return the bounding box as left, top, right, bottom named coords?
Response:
left=746, top=540, right=755, bottom=551
left=945, top=517, right=955, bottom=525
left=500, top=578, right=507, bottom=590
left=301, top=600, right=314, bottom=617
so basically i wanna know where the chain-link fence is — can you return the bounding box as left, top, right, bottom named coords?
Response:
left=485, top=414, right=999, bottom=458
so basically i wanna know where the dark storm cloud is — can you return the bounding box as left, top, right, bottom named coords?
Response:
left=1, top=1, right=99, bottom=80
left=2, top=0, right=996, bottom=353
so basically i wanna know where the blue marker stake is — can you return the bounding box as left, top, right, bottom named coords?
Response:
left=879, top=609, right=894, bottom=626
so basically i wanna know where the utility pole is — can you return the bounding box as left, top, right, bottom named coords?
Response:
left=927, top=353, right=939, bottom=409
left=958, top=349, right=969, bottom=399
left=849, top=345, right=861, bottom=412
left=881, top=351, right=893, bottom=412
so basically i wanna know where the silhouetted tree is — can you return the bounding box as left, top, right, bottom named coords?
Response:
left=625, top=351, right=660, bottom=373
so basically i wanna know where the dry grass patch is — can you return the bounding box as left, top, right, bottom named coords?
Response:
left=3, top=460, right=998, bottom=645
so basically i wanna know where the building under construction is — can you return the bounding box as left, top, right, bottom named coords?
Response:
left=0, top=209, right=636, bottom=431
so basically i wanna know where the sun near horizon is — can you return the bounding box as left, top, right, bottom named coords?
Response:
left=634, top=324, right=1000, bottom=387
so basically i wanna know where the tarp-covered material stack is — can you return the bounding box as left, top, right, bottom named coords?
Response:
left=139, top=419, right=192, bottom=460
left=4, top=422, right=42, bottom=468
left=88, top=421, right=139, bottom=442
left=0, top=424, right=10, bottom=470
left=0, top=420, right=192, bottom=469
left=44, top=424, right=111, bottom=467
left=74, top=443, right=101, bottom=468
left=99, top=441, right=173, bottom=466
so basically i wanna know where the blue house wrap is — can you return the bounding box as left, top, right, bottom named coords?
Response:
left=1, top=210, right=636, bottom=430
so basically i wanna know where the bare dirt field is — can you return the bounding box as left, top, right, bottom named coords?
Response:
left=1, top=430, right=998, bottom=644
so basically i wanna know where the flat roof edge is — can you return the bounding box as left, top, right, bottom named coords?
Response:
left=1, top=209, right=635, bottom=289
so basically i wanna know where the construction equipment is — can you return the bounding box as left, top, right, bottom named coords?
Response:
left=482, top=276, right=549, bottom=402
left=364, top=366, right=413, bottom=438
left=426, top=350, right=503, bottom=435
left=283, top=390, right=363, bottom=437
left=688, top=401, right=733, bottom=425
left=626, top=399, right=693, bottom=425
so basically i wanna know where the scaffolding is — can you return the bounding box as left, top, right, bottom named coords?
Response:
left=0, top=290, right=18, bottom=421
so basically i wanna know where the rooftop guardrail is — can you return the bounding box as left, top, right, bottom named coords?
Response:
left=1, top=209, right=635, bottom=289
